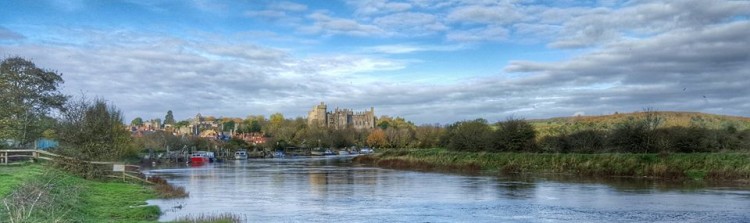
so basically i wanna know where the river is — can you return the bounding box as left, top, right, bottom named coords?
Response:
left=146, top=156, right=750, bottom=222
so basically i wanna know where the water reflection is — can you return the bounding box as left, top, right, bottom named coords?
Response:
left=147, top=157, right=750, bottom=222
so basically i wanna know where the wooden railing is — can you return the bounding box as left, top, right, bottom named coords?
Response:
left=0, top=149, right=61, bottom=164
left=0, top=149, right=152, bottom=184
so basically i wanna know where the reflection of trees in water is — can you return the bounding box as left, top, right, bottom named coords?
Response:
left=308, top=168, right=380, bottom=198
left=529, top=174, right=725, bottom=194
left=490, top=173, right=739, bottom=199
left=494, top=175, right=536, bottom=199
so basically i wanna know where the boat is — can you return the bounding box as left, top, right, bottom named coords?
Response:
left=338, top=150, right=350, bottom=155
left=323, top=149, right=335, bottom=156
left=273, top=150, right=286, bottom=158
left=360, top=147, right=374, bottom=154
left=310, top=148, right=325, bottom=156
left=190, top=151, right=211, bottom=164
left=234, top=150, right=248, bottom=160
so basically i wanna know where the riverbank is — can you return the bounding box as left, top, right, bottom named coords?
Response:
left=353, top=148, right=750, bottom=181
left=0, top=164, right=160, bottom=222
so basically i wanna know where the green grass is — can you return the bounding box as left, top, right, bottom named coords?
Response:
left=359, top=148, right=750, bottom=181
left=0, top=164, right=44, bottom=197
left=1, top=164, right=161, bottom=222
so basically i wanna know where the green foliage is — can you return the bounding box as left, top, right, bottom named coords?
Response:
left=1, top=165, right=160, bottom=222
left=164, top=110, right=176, bottom=126
left=609, top=117, right=652, bottom=153
left=444, top=119, right=492, bottom=152
left=492, top=117, right=536, bottom=152
left=0, top=57, right=67, bottom=148
left=131, top=117, right=144, bottom=126
left=175, top=120, right=190, bottom=128
left=57, top=97, right=137, bottom=165
left=540, top=117, right=750, bottom=154
left=362, top=148, right=750, bottom=180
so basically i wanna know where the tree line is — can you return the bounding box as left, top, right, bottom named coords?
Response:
left=4, top=56, right=749, bottom=166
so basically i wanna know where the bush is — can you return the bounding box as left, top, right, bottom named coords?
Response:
left=445, top=119, right=492, bottom=152
left=608, top=117, right=652, bottom=153
left=492, top=118, right=537, bottom=152
left=148, top=176, right=189, bottom=199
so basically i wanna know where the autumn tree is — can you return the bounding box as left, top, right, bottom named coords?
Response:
left=366, top=128, right=388, bottom=148
left=414, top=124, right=445, bottom=148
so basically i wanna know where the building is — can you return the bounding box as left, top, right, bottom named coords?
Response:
left=307, top=102, right=376, bottom=129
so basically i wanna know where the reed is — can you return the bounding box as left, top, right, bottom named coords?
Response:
left=173, top=213, right=244, bottom=223
left=148, top=176, right=189, bottom=199
left=355, top=148, right=750, bottom=181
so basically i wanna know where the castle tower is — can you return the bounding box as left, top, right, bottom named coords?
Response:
left=307, top=102, right=328, bottom=127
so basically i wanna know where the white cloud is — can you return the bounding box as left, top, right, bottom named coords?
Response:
left=346, top=0, right=412, bottom=17
left=446, top=4, right=523, bottom=25
left=446, top=25, right=508, bottom=42
left=300, top=12, right=386, bottom=37
left=372, top=12, right=448, bottom=36
left=270, top=1, right=308, bottom=12
left=365, top=44, right=465, bottom=54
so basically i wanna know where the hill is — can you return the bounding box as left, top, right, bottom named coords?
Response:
left=529, top=111, right=750, bottom=137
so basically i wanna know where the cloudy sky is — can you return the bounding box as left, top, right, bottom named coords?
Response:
left=1, top=0, right=748, bottom=124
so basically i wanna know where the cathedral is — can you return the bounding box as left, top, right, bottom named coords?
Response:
left=307, top=102, right=376, bottom=130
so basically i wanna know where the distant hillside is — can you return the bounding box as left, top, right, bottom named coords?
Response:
left=530, top=111, right=750, bottom=137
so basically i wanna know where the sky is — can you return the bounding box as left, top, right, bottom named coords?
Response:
left=1, top=0, right=749, bottom=124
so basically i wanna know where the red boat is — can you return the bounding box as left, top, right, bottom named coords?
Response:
left=190, top=151, right=211, bottom=165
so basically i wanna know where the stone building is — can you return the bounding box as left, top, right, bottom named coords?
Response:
left=307, top=102, right=376, bottom=129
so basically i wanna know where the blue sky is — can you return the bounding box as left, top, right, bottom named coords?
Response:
left=1, top=0, right=749, bottom=124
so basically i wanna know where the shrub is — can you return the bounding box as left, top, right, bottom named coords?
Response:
left=492, top=118, right=537, bottom=152
left=148, top=176, right=189, bottom=199
left=566, top=129, right=606, bottom=153
left=608, top=117, right=652, bottom=153
left=445, top=119, right=492, bottom=152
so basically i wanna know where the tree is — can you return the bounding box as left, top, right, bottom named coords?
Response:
left=445, top=119, right=492, bottom=152
left=0, top=57, right=67, bottom=148
left=130, top=117, right=143, bottom=126
left=414, top=124, right=444, bottom=148
left=492, top=117, right=537, bottom=152
left=57, top=97, right=136, bottom=162
left=164, top=110, right=175, bottom=126
left=366, top=129, right=388, bottom=148
left=175, top=120, right=190, bottom=128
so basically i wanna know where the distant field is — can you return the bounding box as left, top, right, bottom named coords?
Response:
left=528, top=111, right=750, bottom=137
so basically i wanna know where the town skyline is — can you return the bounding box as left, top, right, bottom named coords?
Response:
left=1, top=0, right=748, bottom=124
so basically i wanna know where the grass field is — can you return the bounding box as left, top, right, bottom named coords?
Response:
left=0, top=164, right=160, bottom=222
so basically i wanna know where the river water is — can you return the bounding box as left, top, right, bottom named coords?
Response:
left=146, top=156, right=750, bottom=222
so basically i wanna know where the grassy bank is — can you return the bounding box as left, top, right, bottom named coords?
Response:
left=0, top=164, right=160, bottom=222
left=355, top=148, right=750, bottom=181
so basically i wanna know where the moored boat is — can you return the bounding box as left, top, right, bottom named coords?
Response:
left=190, top=151, right=210, bottom=164
left=191, top=151, right=217, bottom=164
left=234, top=150, right=248, bottom=160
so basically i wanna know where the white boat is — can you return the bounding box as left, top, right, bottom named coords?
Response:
left=310, top=148, right=324, bottom=156
left=234, top=150, right=248, bottom=160
left=360, top=147, right=374, bottom=154
left=338, top=150, right=350, bottom=155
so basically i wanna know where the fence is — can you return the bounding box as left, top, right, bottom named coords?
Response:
left=0, top=149, right=152, bottom=184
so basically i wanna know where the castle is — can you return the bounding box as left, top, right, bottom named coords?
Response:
left=307, top=102, right=376, bottom=129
